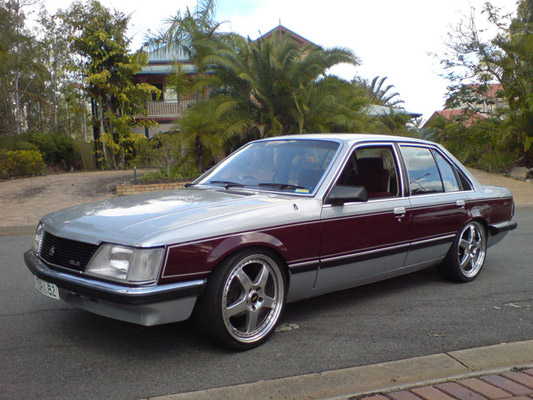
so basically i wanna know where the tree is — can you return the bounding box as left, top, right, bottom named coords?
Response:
left=60, top=0, right=158, bottom=168
left=179, top=99, right=222, bottom=171
left=145, top=0, right=221, bottom=62
left=441, top=0, right=533, bottom=162
left=200, top=32, right=360, bottom=150
left=353, top=76, right=405, bottom=107
left=0, top=0, right=41, bottom=136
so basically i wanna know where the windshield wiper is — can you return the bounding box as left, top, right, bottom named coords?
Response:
left=258, top=183, right=310, bottom=191
left=209, top=180, right=245, bottom=189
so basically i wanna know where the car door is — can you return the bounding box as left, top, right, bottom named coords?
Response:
left=315, top=143, right=411, bottom=293
left=399, top=145, right=469, bottom=269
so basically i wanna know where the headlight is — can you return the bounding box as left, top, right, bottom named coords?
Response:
left=86, top=245, right=164, bottom=283
left=32, top=223, right=44, bottom=253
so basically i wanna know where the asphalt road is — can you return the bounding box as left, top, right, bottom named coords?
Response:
left=1, top=209, right=532, bottom=400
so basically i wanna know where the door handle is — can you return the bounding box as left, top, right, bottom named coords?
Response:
left=394, top=207, right=406, bottom=218
left=456, top=200, right=466, bottom=208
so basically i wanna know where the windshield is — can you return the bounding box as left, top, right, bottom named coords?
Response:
left=198, top=140, right=340, bottom=194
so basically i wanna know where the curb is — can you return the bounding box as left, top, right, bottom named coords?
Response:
left=146, top=340, right=533, bottom=400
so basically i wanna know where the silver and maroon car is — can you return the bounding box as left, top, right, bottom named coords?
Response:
left=25, top=134, right=517, bottom=349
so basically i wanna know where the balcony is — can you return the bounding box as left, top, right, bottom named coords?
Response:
left=138, top=99, right=198, bottom=120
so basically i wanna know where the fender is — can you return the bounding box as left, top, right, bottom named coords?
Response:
left=161, top=231, right=288, bottom=283
left=207, top=232, right=288, bottom=265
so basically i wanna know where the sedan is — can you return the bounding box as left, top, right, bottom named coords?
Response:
left=24, top=134, right=517, bottom=349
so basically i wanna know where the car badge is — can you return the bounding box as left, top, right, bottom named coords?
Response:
left=49, top=246, right=55, bottom=257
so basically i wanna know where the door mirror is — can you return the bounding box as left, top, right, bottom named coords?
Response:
left=326, top=185, right=368, bottom=205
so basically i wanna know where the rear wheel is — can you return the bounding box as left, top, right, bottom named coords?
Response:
left=195, top=249, right=286, bottom=350
left=439, top=221, right=487, bottom=282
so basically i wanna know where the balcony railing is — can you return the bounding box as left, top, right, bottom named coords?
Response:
left=137, top=99, right=198, bottom=119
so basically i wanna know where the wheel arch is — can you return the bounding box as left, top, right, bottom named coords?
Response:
left=206, top=233, right=291, bottom=282
left=469, top=217, right=489, bottom=235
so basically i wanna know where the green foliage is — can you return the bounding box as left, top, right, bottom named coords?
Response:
left=353, top=76, right=405, bottom=107
left=133, top=133, right=182, bottom=172
left=442, top=0, right=533, bottom=163
left=427, top=113, right=518, bottom=172
left=61, top=0, right=158, bottom=169
left=196, top=32, right=361, bottom=152
left=179, top=99, right=222, bottom=171
left=0, top=149, right=46, bottom=178
left=28, top=132, right=76, bottom=168
left=13, top=141, right=38, bottom=151
left=477, top=150, right=517, bottom=173
left=0, top=2, right=88, bottom=138
left=138, top=162, right=199, bottom=184
left=133, top=132, right=201, bottom=183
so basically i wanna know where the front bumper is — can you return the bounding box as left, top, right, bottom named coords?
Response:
left=24, top=250, right=205, bottom=326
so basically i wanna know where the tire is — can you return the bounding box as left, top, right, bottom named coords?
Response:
left=438, top=221, right=487, bottom=282
left=195, top=248, right=287, bottom=350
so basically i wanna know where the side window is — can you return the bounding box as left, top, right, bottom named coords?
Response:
left=338, top=145, right=400, bottom=199
left=431, top=150, right=460, bottom=192
left=400, top=146, right=443, bottom=195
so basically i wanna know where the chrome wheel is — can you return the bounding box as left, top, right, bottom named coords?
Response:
left=221, top=253, right=285, bottom=344
left=457, top=222, right=486, bottom=278
left=438, top=220, right=487, bottom=282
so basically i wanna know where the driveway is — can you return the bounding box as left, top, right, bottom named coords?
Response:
left=0, top=170, right=141, bottom=227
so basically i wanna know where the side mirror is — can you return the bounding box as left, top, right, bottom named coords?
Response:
left=325, top=185, right=368, bottom=205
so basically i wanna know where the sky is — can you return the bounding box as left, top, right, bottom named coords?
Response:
left=37, top=0, right=517, bottom=122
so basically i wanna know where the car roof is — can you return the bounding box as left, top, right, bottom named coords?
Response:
left=257, top=133, right=434, bottom=147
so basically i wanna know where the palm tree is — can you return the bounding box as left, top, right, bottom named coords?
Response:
left=178, top=98, right=223, bottom=171
left=144, top=0, right=222, bottom=62
left=199, top=32, right=360, bottom=150
left=354, top=76, right=405, bottom=107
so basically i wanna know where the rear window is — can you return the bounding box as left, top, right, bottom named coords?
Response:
left=432, top=150, right=460, bottom=192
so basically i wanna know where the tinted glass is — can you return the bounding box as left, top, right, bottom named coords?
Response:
left=199, top=140, right=339, bottom=194
left=432, top=150, right=460, bottom=192
left=401, top=146, right=443, bottom=195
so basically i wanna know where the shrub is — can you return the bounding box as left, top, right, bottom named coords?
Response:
left=0, top=150, right=46, bottom=178
left=0, top=149, right=8, bottom=179
left=29, top=133, right=76, bottom=168
left=138, top=161, right=199, bottom=184
left=477, top=150, right=517, bottom=173
left=14, top=141, right=39, bottom=151
left=132, top=133, right=182, bottom=171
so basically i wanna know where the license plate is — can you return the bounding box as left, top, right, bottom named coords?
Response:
left=35, top=277, right=60, bottom=300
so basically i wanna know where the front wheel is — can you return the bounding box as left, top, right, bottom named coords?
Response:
left=195, top=249, right=286, bottom=350
left=438, top=221, right=487, bottom=282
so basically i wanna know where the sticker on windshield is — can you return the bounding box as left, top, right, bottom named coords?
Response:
left=295, top=188, right=310, bottom=193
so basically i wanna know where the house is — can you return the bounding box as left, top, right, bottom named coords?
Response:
left=257, top=24, right=318, bottom=48
left=446, top=84, right=507, bottom=115
left=364, top=104, right=421, bottom=119
left=423, top=83, right=507, bottom=130
left=133, top=25, right=422, bottom=137
left=132, top=25, right=322, bottom=138
left=131, top=45, right=208, bottom=137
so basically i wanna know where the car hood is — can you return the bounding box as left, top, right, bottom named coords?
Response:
left=41, top=188, right=303, bottom=247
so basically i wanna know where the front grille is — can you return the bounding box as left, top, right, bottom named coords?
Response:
left=40, top=231, right=98, bottom=272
